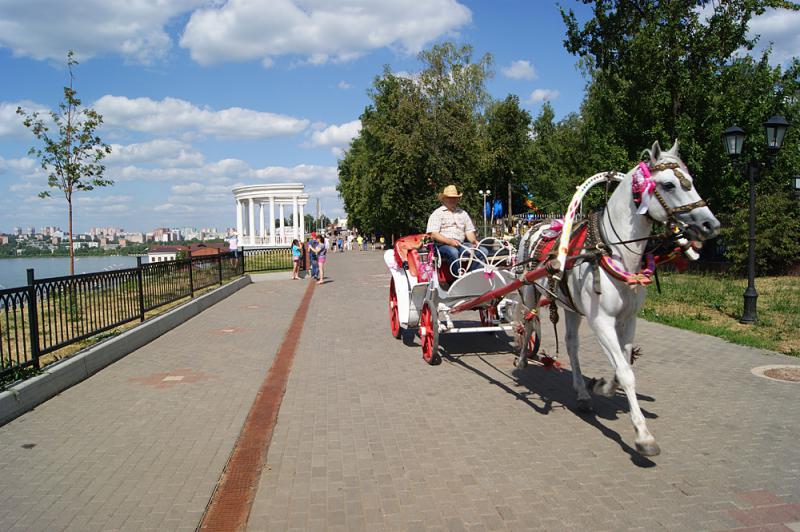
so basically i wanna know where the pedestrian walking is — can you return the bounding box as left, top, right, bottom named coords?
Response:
left=357, top=235, right=363, bottom=251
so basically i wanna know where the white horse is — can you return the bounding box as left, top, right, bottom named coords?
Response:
left=518, top=140, right=720, bottom=456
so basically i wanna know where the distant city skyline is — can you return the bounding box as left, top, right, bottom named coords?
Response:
left=2, top=1, right=796, bottom=231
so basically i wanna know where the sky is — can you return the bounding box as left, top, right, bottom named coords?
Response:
left=1, top=0, right=798, bottom=234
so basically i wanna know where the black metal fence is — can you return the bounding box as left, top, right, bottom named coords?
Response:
left=1, top=247, right=292, bottom=381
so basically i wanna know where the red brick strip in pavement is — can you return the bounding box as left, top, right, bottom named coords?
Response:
left=199, top=281, right=315, bottom=531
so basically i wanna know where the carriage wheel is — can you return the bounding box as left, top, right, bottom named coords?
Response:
left=389, top=278, right=402, bottom=339
left=419, top=301, right=441, bottom=365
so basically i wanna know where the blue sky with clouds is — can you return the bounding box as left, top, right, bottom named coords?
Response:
left=1, top=0, right=797, bottom=233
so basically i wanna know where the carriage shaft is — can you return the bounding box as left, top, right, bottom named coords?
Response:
left=450, top=259, right=558, bottom=314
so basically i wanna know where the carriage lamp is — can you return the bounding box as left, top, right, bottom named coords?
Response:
left=722, top=114, right=791, bottom=324
left=479, top=189, right=491, bottom=237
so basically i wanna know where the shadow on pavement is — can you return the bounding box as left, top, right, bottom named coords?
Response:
left=437, top=331, right=658, bottom=468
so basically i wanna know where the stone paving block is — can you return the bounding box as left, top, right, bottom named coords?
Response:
left=0, top=280, right=306, bottom=531
left=3, top=252, right=800, bottom=531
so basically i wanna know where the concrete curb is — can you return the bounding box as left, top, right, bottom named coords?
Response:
left=0, top=275, right=252, bottom=427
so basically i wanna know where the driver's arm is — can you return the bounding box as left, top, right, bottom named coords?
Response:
left=465, top=230, right=479, bottom=246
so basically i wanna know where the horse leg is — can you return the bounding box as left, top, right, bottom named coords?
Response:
left=588, top=315, right=659, bottom=456
left=564, top=310, right=592, bottom=412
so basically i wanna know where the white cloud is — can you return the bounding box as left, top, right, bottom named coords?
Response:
left=308, top=120, right=362, bottom=155
left=501, top=60, right=536, bottom=80
left=749, top=8, right=800, bottom=64
left=248, top=164, right=338, bottom=183
left=526, top=89, right=560, bottom=103
left=0, top=101, right=50, bottom=138
left=154, top=203, right=196, bottom=213
left=75, top=194, right=133, bottom=205
left=337, top=80, right=352, bottom=89
left=94, top=95, right=309, bottom=139
left=0, top=0, right=206, bottom=64
left=106, top=139, right=204, bottom=167
left=180, top=0, right=471, bottom=65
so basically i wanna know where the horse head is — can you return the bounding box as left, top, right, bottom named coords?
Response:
left=639, top=140, right=720, bottom=241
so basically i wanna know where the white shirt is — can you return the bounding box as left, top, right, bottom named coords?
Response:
left=426, top=205, right=476, bottom=242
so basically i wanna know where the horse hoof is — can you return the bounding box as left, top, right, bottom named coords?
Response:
left=636, top=441, right=661, bottom=457
left=576, top=398, right=594, bottom=414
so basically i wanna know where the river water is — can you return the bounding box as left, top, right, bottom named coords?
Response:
left=0, top=256, right=143, bottom=290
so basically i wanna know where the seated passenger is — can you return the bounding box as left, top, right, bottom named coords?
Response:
left=426, top=185, right=489, bottom=274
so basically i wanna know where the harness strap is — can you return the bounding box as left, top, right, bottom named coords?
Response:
left=653, top=188, right=707, bottom=216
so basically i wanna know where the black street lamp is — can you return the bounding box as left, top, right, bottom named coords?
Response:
left=722, top=115, right=791, bottom=324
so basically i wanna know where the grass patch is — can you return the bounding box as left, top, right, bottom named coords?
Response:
left=640, top=272, right=800, bottom=356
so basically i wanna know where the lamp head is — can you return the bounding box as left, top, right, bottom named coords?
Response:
left=722, top=125, right=745, bottom=158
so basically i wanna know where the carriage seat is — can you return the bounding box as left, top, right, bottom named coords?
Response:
left=392, top=233, right=455, bottom=284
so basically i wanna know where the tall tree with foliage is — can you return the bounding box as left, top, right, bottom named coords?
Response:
left=338, top=43, right=494, bottom=239
left=17, top=51, right=112, bottom=275
left=557, top=0, right=799, bottom=269
left=483, top=95, right=532, bottom=217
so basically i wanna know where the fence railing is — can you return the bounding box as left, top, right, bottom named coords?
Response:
left=0, top=248, right=291, bottom=382
left=243, top=247, right=293, bottom=272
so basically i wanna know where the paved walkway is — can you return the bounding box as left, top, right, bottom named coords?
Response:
left=1, top=251, right=799, bottom=531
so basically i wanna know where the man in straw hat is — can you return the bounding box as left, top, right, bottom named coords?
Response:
left=426, top=185, right=488, bottom=273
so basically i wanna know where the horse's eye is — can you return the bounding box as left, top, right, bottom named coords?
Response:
left=661, top=182, right=676, bottom=191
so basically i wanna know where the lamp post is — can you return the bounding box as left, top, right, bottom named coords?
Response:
left=722, top=115, right=790, bottom=324
left=479, top=189, right=491, bottom=238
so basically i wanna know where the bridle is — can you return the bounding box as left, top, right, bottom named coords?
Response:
left=647, top=162, right=707, bottom=220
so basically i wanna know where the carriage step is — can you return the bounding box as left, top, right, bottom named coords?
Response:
left=439, top=325, right=514, bottom=334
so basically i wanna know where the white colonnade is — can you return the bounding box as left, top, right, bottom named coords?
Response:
left=232, top=184, right=309, bottom=247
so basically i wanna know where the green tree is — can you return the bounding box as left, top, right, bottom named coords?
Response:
left=17, top=51, right=112, bottom=275
left=558, top=0, right=799, bottom=269
left=484, top=95, right=532, bottom=217
left=338, top=42, right=494, bottom=238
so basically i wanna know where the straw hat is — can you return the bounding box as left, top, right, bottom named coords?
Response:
left=438, top=184, right=463, bottom=200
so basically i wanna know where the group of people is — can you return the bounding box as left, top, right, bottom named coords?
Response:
left=291, top=233, right=327, bottom=284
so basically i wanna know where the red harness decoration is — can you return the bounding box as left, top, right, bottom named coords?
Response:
left=535, top=224, right=588, bottom=266
left=534, top=222, right=691, bottom=286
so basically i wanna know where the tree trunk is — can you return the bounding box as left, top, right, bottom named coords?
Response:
left=68, top=199, right=74, bottom=276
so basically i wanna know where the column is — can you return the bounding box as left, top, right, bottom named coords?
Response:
left=248, top=198, right=255, bottom=246
left=235, top=199, right=243, bottom=242
left=279, top=204, right=285, bottom=245
left=259, top=201, right=265, bottom=244
left=299, top=203, right=305, bottom=238
left=292, top=195, right=299, bottom=241
left=269, top=196, right=276, bottom=246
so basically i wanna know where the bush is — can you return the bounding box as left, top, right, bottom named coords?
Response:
left=720, top=190, right=800, bottom=275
